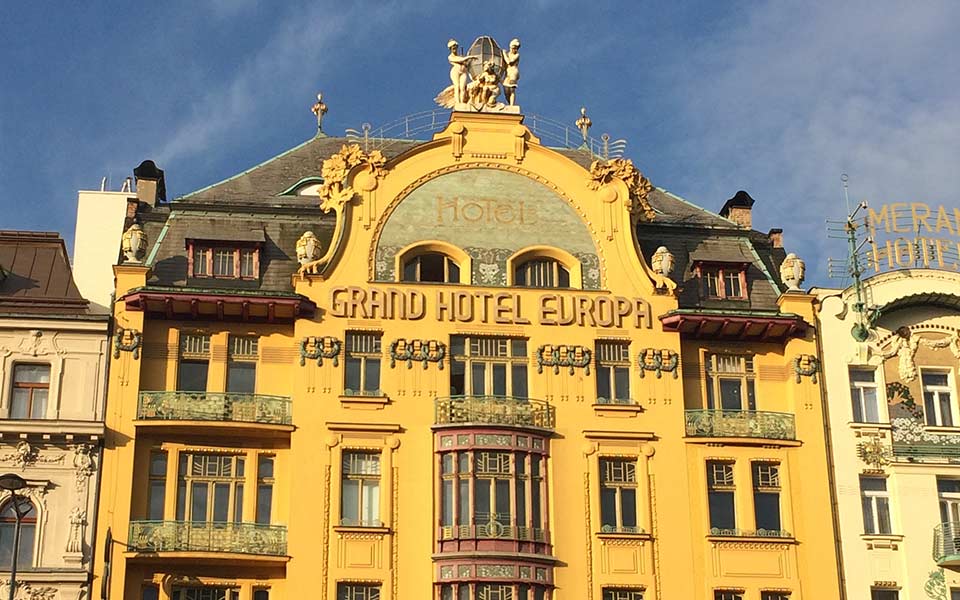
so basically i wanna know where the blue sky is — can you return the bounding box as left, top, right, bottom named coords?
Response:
left=2, top=1, right=958, bottom=286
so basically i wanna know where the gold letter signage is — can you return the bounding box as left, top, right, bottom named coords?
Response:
left=866, top=202, right=960, bottom=272
left=328, top=286, right=651, bottom=329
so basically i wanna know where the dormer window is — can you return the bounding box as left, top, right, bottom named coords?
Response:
left=694, top=262, right=747, bottom=300
left=188, top=239, right=262, bottom=280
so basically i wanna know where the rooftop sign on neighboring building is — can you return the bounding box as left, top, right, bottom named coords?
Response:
left=866, top=201, right=960, bottom=272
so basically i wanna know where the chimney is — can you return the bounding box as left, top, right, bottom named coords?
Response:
left=719, top=190, right=755, bottom=229
left=768, top=228, right=783, bottom=248
left=133, top=160, right=166, bottom=207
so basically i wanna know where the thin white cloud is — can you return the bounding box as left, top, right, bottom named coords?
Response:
left=666, top=1, right=960, bottom=283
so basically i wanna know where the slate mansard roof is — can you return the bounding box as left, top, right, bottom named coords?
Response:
left=141, top=129, right=788, bottom=309
left=0, top=230, right=98, bottom=318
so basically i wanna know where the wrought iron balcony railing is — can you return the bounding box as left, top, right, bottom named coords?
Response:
left=685, top=409, right=796, bottom=441
left=709, top=527, right=793, bottom=538
left=138, top=391, right=292, bottom=426
left=933, top=522, right=960, bottom=563
left=434, top=396, right=555, bottom=430
left=129, top=520, right=287, bottom=556
left=894, top=443, right=960, bottom=459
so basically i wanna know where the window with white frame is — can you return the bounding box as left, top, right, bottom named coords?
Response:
left=190, top=243, right=259, bottom=280
left=705, top=354, right=756, bottom=411
left=603, top=589, right=644, bottom=600
left=337, top=583, right=380, bottom=600
left=596, top=341, right=631, bottom=404
left=752, top=462, right=782, bottom=533
left=860, top=476, right=892, bottom=535
left=344, top=332, right=382, bottom=396
left=0, top=497, right=35, bottom=569
left=176, top=453, right=245, bottom=523
left=696, top=262, right=747, bottom=300
left=871, top=590, right=898, bottom=600
left=939, top=478, right=960, bottom=525
left=341, top=451, right=380, bottom=527
left=450, top=336, right=528, bottom=398
left=923, top=370, right=956, bottom=427
left=600, top=458, right=639, bottom=533
left=707, top=461, right=736, bottom=532
left=849, top=368, right=881, bottom=423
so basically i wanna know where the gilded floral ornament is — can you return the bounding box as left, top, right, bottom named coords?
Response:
left=856, top=437, right=891, bottom=469
left=587, top=157, right=655, bottom=221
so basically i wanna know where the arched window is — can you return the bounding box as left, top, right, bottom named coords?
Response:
left=402, top=252, right=460, bottom=283
left=514, top=258, right=570, bottom=288
left=0, top=497, right=36, bottom=569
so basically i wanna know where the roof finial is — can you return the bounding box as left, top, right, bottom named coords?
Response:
left=575, top=107, right=592, bottom=143
left=311, top=92, right=328, bottom=135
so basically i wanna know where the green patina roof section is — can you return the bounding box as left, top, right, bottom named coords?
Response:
left=127, top=285, right=306, bottom=299
left=180, top=136, right=319, bottom=199
left=279, top=176, right=325, bottom=196
left=743, top=236, right=782, bottom=296
left=662, top=308, right=803, bottom=319
left=145, top=212, right=176, bottom=266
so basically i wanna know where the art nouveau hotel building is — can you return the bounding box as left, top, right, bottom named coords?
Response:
left=88, top=101, right=842, bottom=599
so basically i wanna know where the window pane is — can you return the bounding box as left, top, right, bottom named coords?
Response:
left=214, top=248, right=235, bottom=276
left=402, top=258, right=417, bottom=282
left=511, top=364, right=528, bottom=398
left=516, top=478, right=526, bottom=525
left=14, top=365, right=50, bottom=383
left=442, top=480, right=454, bottom=526
left=600, top=487, right=617, bottom=528
left=458, top=479, right=470, bottom=525
left=876, top=497, right=892, bottom=534
left=362, top=479, right=379, bottom=525
left=419, top=253, right=446, bottom=282
left=531, top=480, right=542, bottom=525
left=253, top=592, right=269, bottom=600
left=448, top=260, right=460, bottom=282
left=142, top=588, right=160, bottom=600
left=256, top=484, right=273, bottom=524
left=474, top=479, right=491, bottom=522
left=597, top=365, right=612, bottom=401
left=614, top=367, right=630, bottom=400
left=345, top=357, right=361, bottom=392
left=258, top=456, right=274, bottom=479
left=341, top=479, right=359, bottom=524
left=191, top=482, right=208, bottom=522
left=621, top=487, right=637, bottom=529
left=178, top=361, right=209, bottom=392
left=450, top=359, right=465, bottom=395
left=754, top=493, right=781, bottom=531
left=942, top=393, right=954, bottom=427
left=10, top=389, right=29, bottom=419
left=861, top=477, right=887, bottom=492
left=227, top=362, right=256, bottom=394
left=364, top=358, right=381, bottom=392
left=495, top=479, right=510, bottom=521
left=492, top=364, right=507, bottom=396
left=924, top=372, right=950, bottom=387
left=864, top=387, right=880, bottom=422
left=472, top=363, right=486, bottom=395
left=708, top=491, right=735, bottom=530
left=719, top=379, right=743, bottom=410
left=213, top=483, right=230, bottom=522
left=234, top=484, right=243, bottom=522
left=862, top=495, right=876, bottom=534
left=149, top=481, right=166, bottom=520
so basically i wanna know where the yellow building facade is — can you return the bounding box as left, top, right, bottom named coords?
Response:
left=91, top=99, right=842, bottom=598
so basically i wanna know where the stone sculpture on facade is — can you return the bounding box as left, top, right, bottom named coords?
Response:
left=882, top=326, right=922, bottom=382
left=780, top=252, right=806, bottom=291
left=66, top=506, right=85, bottom=554
left=120, top=223, right=147, bottom=263
left=501, top=39, right=520, bottom=106
left=651, top=246, right=675, bottom=278
left=296, top=231, right=323, bottom=265
left=587, top=157, right=656, bottom=222
left=575, top=107, right=592, bottom=143
left=445, top=39, right=477, bottom=107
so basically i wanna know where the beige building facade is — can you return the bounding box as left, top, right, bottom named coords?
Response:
left=0, top=231, right=110, bottom=600
left=816, top=268, right=960, bottom=600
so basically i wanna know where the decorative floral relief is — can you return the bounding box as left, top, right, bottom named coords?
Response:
left=388, top=339, right=446, bottom=369
left=375, top=244, right=401, bottom=281
left=113, top=327, right=142, bottom=359
left=857, top=437, right=892, bottom=468
left=792, top=354, right=820, bottom=383
left=465, top=247, right=513, bottom=286
left=638, top=348, right=679, bottom=379
left=890, top=417, right=960, bottom=445
left=299, top=336, right=341, bottom=367
left=0, top=583, right=58, bottom=600
left=536, top=345, right=591, bottom=375
left=0, top=442, right=64, bottom=470
left=573, top=252, right=601, bottom=290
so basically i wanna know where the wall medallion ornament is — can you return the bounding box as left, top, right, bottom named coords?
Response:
left=536, top=345, right=591, bottom=375
left=299, top=336, right=341, bottom=367
left=113, top=327, right=142, bottom=359
left=637, top=348, right=679, bottom=379
left=857, top=437, right=892, bottom=469
left=388, top=339, right=446, bottom=369
left=792, top=354, right=820, bottom=383
left=587, top=157, right=655, bottom=222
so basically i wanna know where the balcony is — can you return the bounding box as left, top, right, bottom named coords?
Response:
left=434, top=396, right=555, bottom=431
left=137, top=391, right=293, bottom=435
left=685, top=409, right=796, bottom=442
left=128, top=520, right=287, bottom=558
left=933, top=522, right=960, bottom=566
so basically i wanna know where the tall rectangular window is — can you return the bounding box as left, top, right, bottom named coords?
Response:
left=256, top=455, right=274, bottom=524
left=178, top=334, right=210, bottom=392
left=596, top=342, right=631, bottom=404
left=599, top=458, right=638, bottom=533
left=871, top=590, right=898, bottom=600
left=213, top=248, right=235, bottom=277
left=752, top=462, right=781, bottom=533
left=341, top=451, right=380, bottom=527
left=850, top=368, right=881, bottom=423
left=707, top=461, right=736, bottom=532
left=337, top=583, right=380, bottom=600
left=344, top=332, right=382, bottom=396
left=699, top=264, right=747, bottom=299
left=861, top=476, right=892, bottom=534
left=148, top=451, right=167, bottom=520
left=923, top=370, right=955, bottom=427
left=176, top=453, right=245, bottom=523
left=227, top=336, right=258, bottom=394
left=450, top=336, right=528, bottom=397
left=939, top=478, right=960, bottom=525
left=10, top=364, right=50, bottom=419
left=705, top=354, right=756, bottom=411
left=714, top=592, right=744, bottom=600
left=761, top=594, right=790, bottom=600
left=240, top=249, right=257, bottom=278
left=141, top=587, right=160, bottom=600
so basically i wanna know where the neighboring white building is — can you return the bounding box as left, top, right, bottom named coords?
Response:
left=816, top=269, right=960, bottom=600
left=0, top=231, right=109, bottom=600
